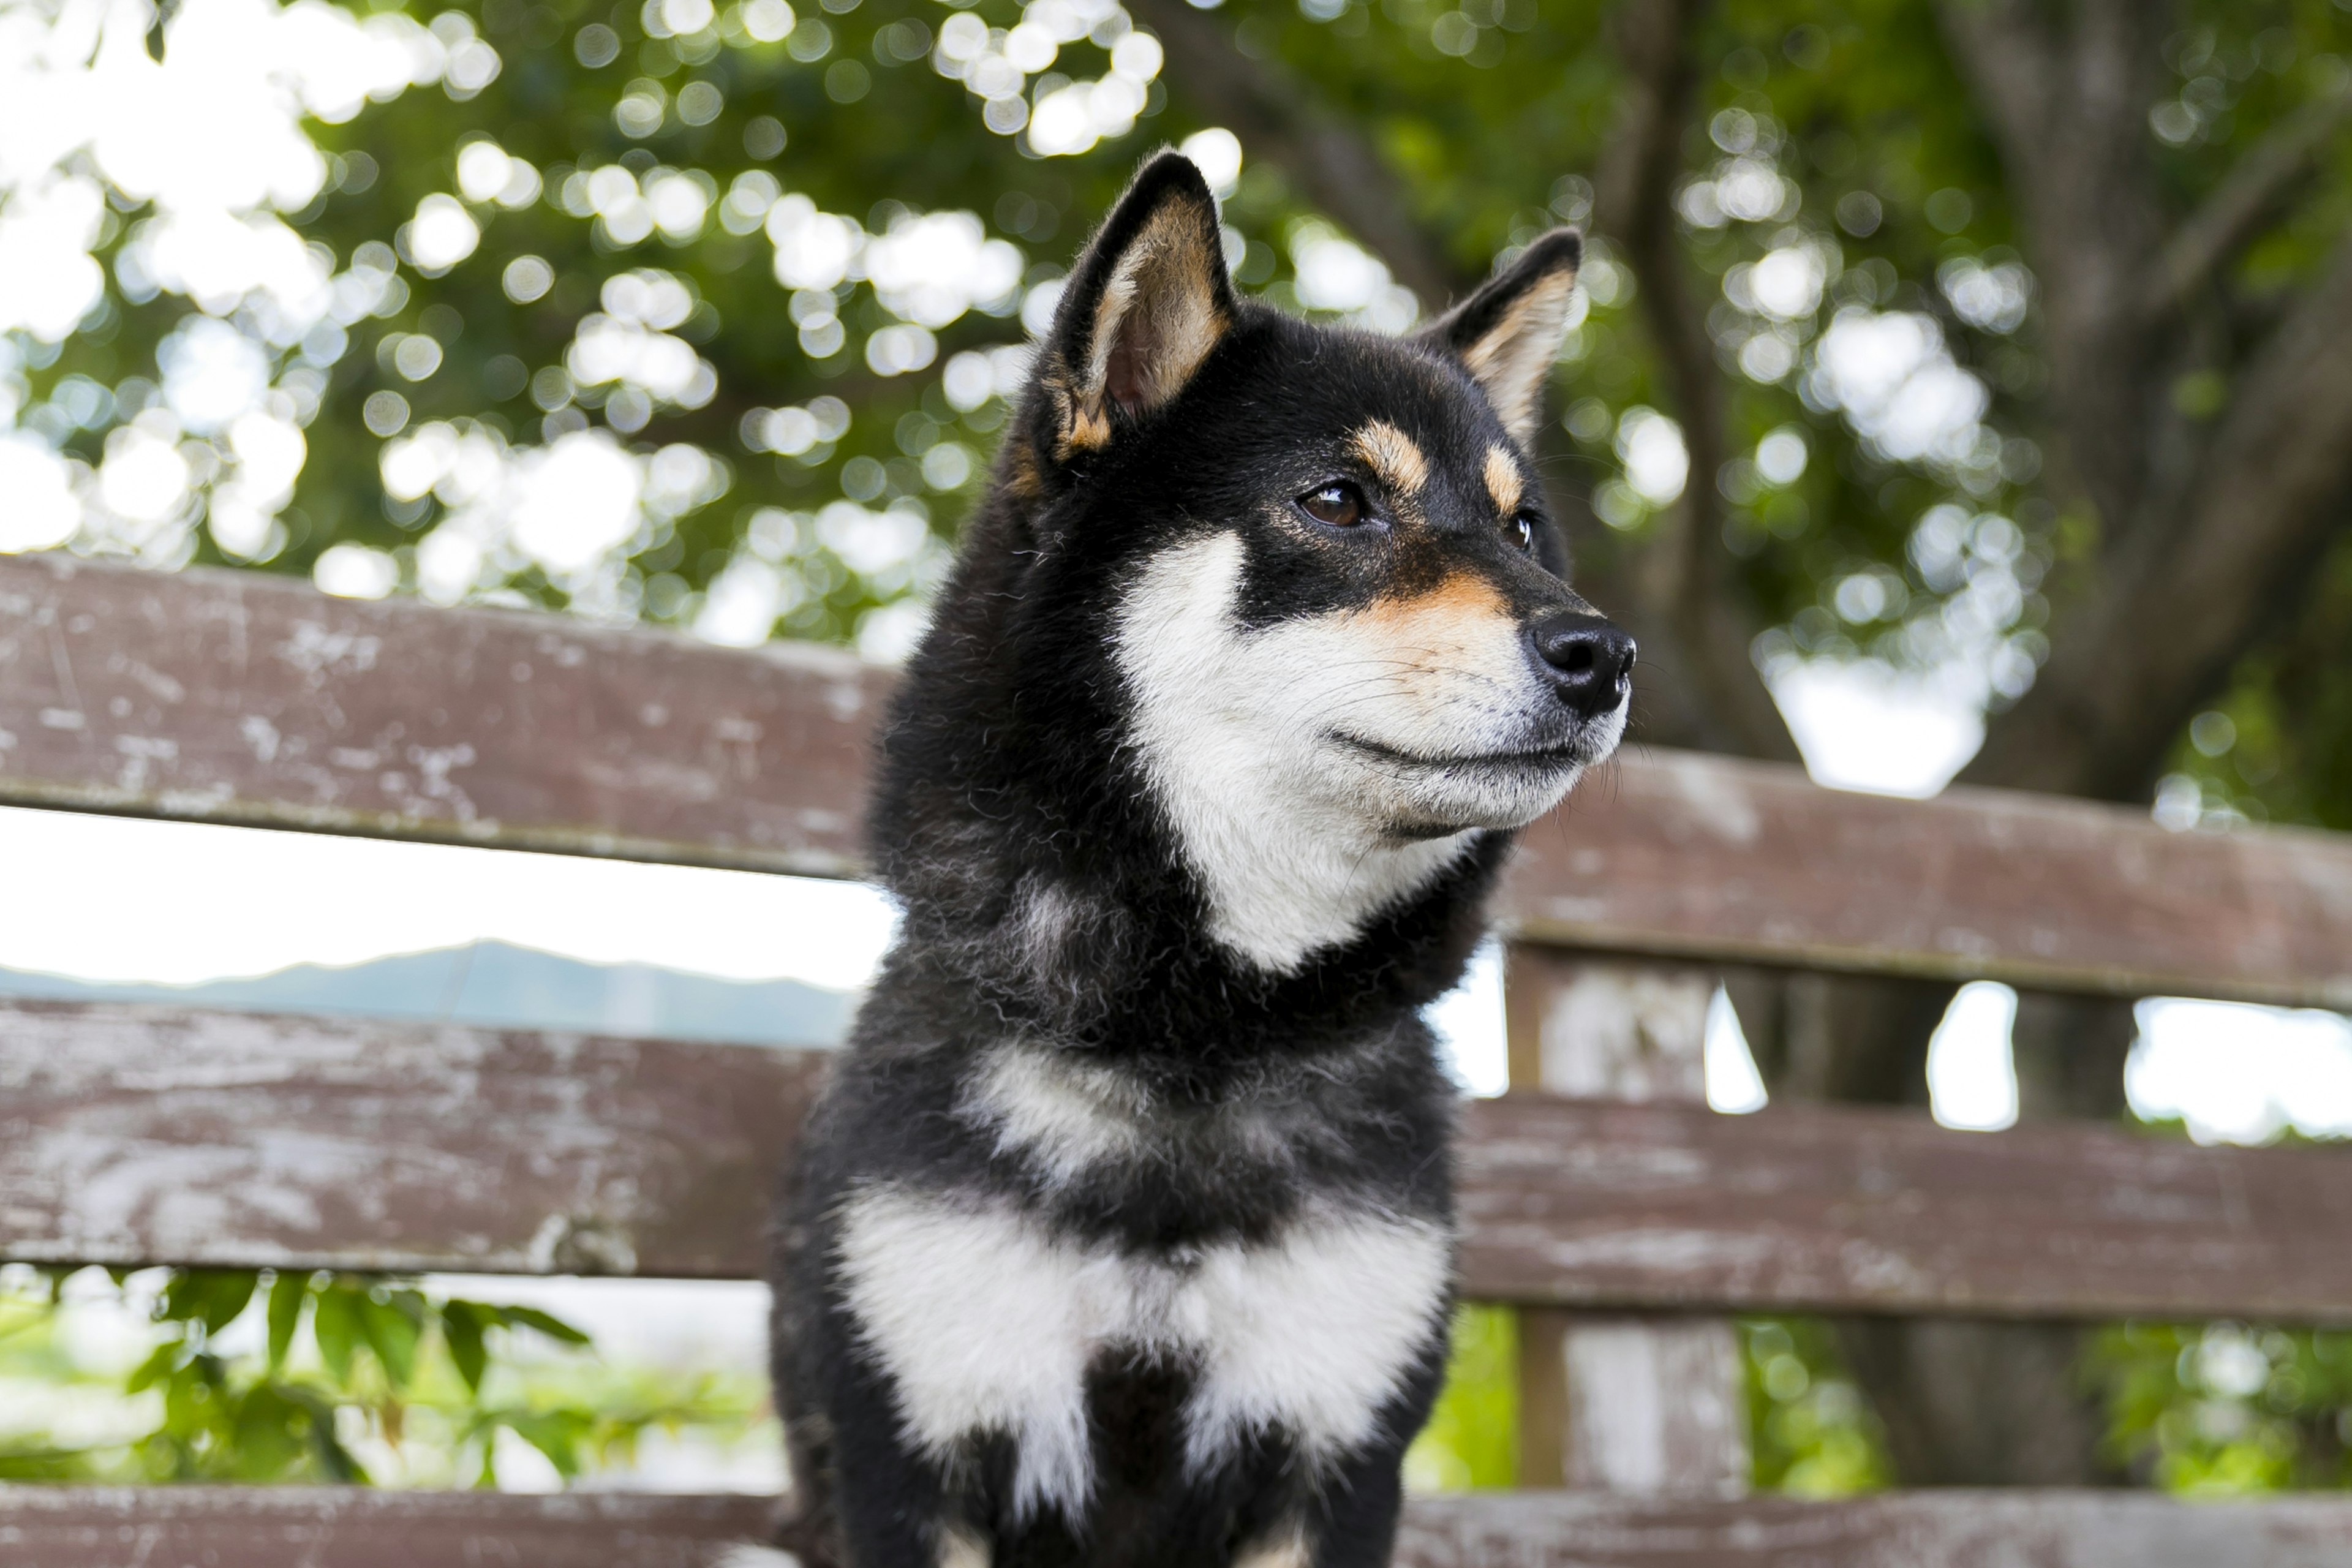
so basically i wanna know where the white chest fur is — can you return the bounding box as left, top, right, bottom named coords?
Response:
left=834, top=1185, right=1450, bottom=1522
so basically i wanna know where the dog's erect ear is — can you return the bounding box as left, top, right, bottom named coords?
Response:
left=1039, top=151, right=1236, bottom=455
left=1415, top=229, right=1581, bottom=445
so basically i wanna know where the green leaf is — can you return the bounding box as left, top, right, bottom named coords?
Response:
left=497, top=1304, right=592, bottom=1346
left=159, top=1270, right=258, bottom=1337
left=298, top=1394, right=369, bottom=1485
left=228, top=1384, right=306, bottom=1480
left=360, top=1294, right=421, bottom=1389
left=124, top=1341, right=183, bottom=1395
left=312, top=1287, right=363, bottom=1387
left=266, top=1272, right=309, bottom=1370
left=441, top=1300, right=489, bottom=1394
left=502, top=1411, right=591, bottom=1479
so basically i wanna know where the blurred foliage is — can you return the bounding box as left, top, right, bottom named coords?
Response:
left=2091, top=1322, right=2352, bottom=1493
left=2160, top=530, right=2352, bottom=834
left=1406, top=1303, right=1518, bottom=1490
left=0, top=0, right=2345, bottom=767
left=0, top=1265, right=771, bottom=1487
left=1743, top=1317, right=1890, bottom=1494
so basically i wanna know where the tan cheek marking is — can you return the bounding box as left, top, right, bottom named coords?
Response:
left=1485, top=445, right=1523, bottom=515
left=1351, top=419, right=1430, bottom=497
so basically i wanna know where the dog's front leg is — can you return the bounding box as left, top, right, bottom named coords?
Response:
left=821, top=1403, right=990, bottom=1568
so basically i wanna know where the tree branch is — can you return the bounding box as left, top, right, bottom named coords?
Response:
left=1597, top=0, right=1801, bottom=763
left=1126, top=0, right=1466, bottom=309
left=2141, top=85, right=2352, bottom=320
left=1935, top=0, right=2168, bottom=535
left=1964, top=223, right=2352, bottom=798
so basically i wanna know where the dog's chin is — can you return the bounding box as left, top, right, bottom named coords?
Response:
left=1325, top=731, right=1599, bottom=837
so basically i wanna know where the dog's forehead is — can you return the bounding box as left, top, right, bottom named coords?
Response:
left=1254, top=323, right=1524, bottom=495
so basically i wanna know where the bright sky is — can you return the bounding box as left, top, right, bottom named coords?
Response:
left=0, top=804, right=897, bottom=989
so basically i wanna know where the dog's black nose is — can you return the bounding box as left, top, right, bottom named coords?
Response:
left=1529, top=611, right=1635, bottom=718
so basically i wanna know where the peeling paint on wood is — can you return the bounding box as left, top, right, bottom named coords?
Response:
left=1393, top=1490, right=2352, bottom=1567
left=9, top=1001, right=2352, bottom=1321
left=0, top=1000, right=826, bottom=1278
left=7, top=1488, right=2352, bottom=1568
left=1496, top=748, right=2352, bottom=1008
left=1504, top=953, right=1747, bottom=1500
left=1457, top=1094, right=2352, bottom=1322
left=0, top=1486, right=777, bottom=1568
left=0, top=554, right=883, bottom=878
left=8, top=556, right=2352, bottom=1005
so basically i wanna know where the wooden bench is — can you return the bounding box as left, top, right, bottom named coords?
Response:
left=7, top=551, right=2352, bottom=1566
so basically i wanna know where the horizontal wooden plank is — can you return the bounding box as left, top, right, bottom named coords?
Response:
left=9, top=1487, right=2352, bottom=1568
left=0, top=1487, right=775, bottom=1568
left=1396, top=1490, right=2352, bottom=1567
left=1495, top=752, right=2352, bottom=1008
left=0, top=1000, right=827, bottom=1278
left=12, top=1000, right=2352, bottom=1321
left=0, top=552, right=884, bottom=877
left=9, top=556, right=2352, bottom=1003
left=1456, top=1095, right=2352, bottom=1322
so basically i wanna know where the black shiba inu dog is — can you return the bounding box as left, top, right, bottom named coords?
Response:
left=745, top=151, right=1631, bottom=1568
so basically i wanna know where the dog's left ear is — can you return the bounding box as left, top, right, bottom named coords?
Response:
left=1039, top=150, right=1237, bottom=456
left=1415, top=229, right=1581, bottom=445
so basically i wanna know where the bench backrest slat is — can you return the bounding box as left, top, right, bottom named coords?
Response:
left=11, top=999, right=2350, bottom=1321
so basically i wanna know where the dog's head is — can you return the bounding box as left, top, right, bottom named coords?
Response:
left=978, top=152, right=1630, bottom=971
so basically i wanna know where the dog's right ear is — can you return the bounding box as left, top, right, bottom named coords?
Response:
left=1035, top=151, right=1236, bottom=459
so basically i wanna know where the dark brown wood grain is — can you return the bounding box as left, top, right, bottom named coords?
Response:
left=1495, top=748, right=2352, bottom=1008
left=0, top=552, right=886, bottom=876
left=1457, top=1095, right=2352, bottom=1322
left=7, top=1487, right=2352, bottom=1568
left=0, top=1487, right=777, bottom=1568
left=1393, top=1489, right=2352, bottom=1568
left=10, top=999, right=2352, bottom=1321
left=9, top=556, right=2352, bottom=1004
left=0, top=1000, right=827, bottom=1278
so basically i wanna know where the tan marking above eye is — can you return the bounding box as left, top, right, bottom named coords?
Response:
left=1351, top=419, right=1430, bottom=498
left=1484, top=445, right=1523, bottom=515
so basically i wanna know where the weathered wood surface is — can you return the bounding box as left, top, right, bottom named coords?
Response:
left=12, top=1000, right=2352, bottom=1322
left=9, top=1488, right=2352, bottom=1568
left=1493, top=748, right=2352, bottom=1007
left=0, top=552, right=884, bottom=876
left=1458, top=1093, right=2352, bottom=1322
left=0, top=1000, right=827, bottom=1278
left=1507, top=952, right=1747, bottom=1497
left=1395, top=1490, right=2352, bottom=1568
left=10, top=555, right=2352, bottom=1005
left=0, top=1486, right=775, bottom=1568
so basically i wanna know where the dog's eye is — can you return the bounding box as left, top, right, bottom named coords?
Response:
left=1507, top=511, right=1539, bottom=552
left=1298, top=481, right=1368, bottom=528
